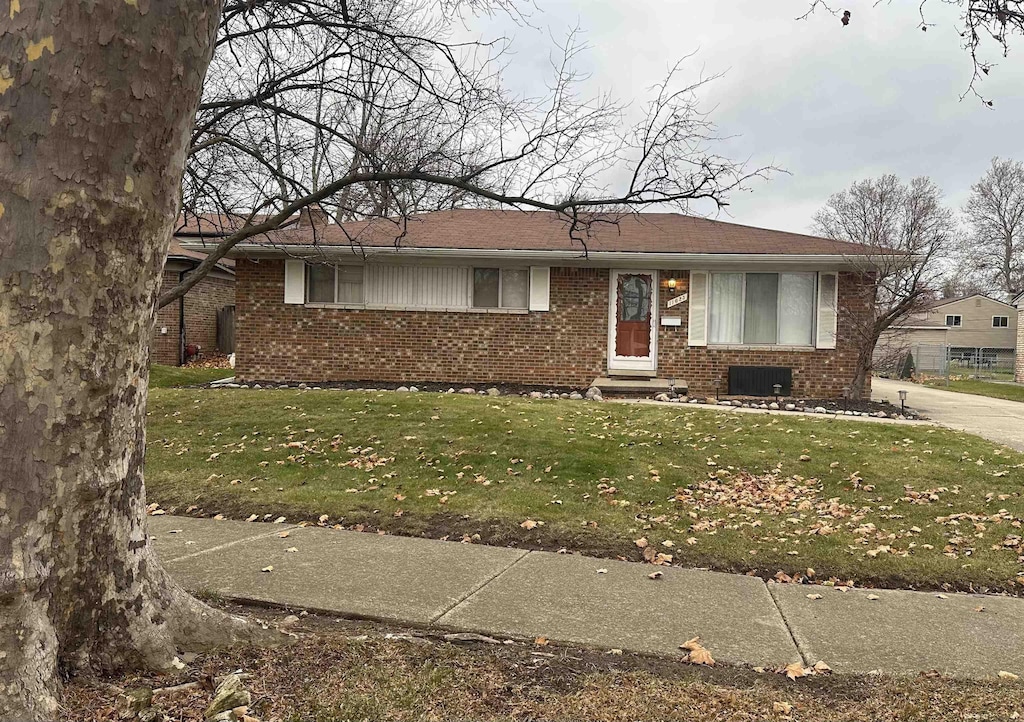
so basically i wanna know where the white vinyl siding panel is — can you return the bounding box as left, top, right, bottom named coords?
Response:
left=365, top=265, right=470, bottom=308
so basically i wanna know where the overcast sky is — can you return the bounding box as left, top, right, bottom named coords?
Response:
left=471, top=0, right=1024, bottom=234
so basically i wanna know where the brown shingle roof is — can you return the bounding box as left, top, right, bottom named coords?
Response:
left=259, top=209, right=876, bottom=255
left=166, top=239, right=235, bottom=271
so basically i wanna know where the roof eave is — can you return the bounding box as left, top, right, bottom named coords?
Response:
left=181, top=242, right=892, bottom=268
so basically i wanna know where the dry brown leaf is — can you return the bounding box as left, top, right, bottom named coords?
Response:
left=648, top=571, right=663, bottom=580
left=534, top=636, right=549, bottom=646
left=634, top=537, right=649, bottom=549
left=772, top=701, right=793, bottom=715
left=812, top=660, right=832, bottom=673
left=680, top=637, right=715, bottom=666
left=520, top=519, right=539, bottom=530
left=998, top=670, right=1020, bottom=681
left=784, top=662, right=809, bottom=680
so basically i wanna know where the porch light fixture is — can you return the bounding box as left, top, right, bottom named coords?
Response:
left=842, top=385, right=850, bottom=412
left=667, top=277, right=678, bottom=293
left=714, top=379, right=721, bottom=400
left=773, top=383, right=782, bottom=402
left=898, top=389, right=907, bottom=413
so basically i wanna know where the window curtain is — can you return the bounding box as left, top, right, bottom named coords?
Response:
left=709, top=273, right=742, bottom=343
left=501, top=269, right=530, bottom=309
left=743, top=273, right=779, bottom=344
left=778, top=273, right=815, bottom=345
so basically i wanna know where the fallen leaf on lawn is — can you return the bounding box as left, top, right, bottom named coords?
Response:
left=773, top=701, right=793, bottom=714
left=534, top=636, right=549, bottom=646
left=520, top=519, right=540, bottom=530
left=679, top=637, right=715, bottom=666
left=261, top=565, right=273, bottom=573
left=661, top=540, right=675, bottom=548
left=812, top=660, right=832, bottom=673
left=635, top=537, right=649, bottom=549
left=997, top=670, right=1020, bottom=680
left=648, top=571, right=663, bottom=580
left=783, top=661, right=809, bottom=680
left=798, top=455, right=811, bottom=462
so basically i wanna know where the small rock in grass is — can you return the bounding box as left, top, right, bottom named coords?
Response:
left=396, top=386, right=410, bottom=392
left=486, top=387, right=501, bottom=396
left=204, top=674, right=251, bottom=720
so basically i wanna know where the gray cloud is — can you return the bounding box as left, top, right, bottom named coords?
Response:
left=472, top=0, right=1024, bottom=232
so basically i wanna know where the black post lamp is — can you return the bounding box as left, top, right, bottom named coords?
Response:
left=898, top=389, right=907, bottom=414
left=773, top=383, right=782, bottom=403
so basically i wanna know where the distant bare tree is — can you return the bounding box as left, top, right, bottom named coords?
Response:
left=962, top=157, right=1024, bottom=298
left=164, top=0, right=768, bottom=308
left=800, top=1, right=1024, bottom=102
left=813, top=175, right=957, bottom=398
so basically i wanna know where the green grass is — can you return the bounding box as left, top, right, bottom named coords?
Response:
left=149, top=364, right=234, bottom=388
left=144, top=389, right=1024, bottom=592
left=923, top=378, right=1024, bottom=403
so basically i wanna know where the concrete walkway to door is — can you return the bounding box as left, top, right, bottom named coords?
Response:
left=872, top=376, right=1024, bottom=451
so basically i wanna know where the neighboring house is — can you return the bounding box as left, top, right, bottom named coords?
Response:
left=877, top=294, right=1018, bottom=373
left=180, top=209, right=883, bottom=397
left=151, top=230, right=237, bottom=366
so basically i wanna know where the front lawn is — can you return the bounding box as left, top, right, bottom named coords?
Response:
left=923, top=378, right=1024, bottom=403
left=145, top=389, right=1024, bottom=592
left=150, top=364, right=235, bottom=388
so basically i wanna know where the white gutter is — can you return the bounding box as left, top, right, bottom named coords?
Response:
left=178, top=241, right=901, bottom=268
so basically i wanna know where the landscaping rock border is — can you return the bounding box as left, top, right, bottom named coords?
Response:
left=205, top=380, right=917, bottom=419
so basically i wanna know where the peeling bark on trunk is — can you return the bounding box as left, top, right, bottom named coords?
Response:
left=0, top=3, right=261, bottom=719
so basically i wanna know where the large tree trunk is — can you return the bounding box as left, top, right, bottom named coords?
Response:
left=0, top=3, right=259, bottom=719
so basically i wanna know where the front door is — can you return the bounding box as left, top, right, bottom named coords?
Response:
left=608, top=270, right=658, bottom=372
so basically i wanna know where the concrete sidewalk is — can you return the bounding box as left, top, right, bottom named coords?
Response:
left=151, top=515, right=1024, bottom=679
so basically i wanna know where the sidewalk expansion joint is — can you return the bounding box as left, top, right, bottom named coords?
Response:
left=430, top=549, right=531, bottom=625
left=159, top=525, right=301, bottom=564
left=766, top=582, right=808, bottom=666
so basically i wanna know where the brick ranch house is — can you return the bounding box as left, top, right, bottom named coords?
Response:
left=151, top=231, right=237, bottom=367
left=181, top=209, right=881, bottom=397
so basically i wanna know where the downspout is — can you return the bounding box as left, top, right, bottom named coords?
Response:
left=177, top=269, right=186, bottom=366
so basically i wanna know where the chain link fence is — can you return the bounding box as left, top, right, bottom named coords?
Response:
left=876, top=344, right=1016, bottom=381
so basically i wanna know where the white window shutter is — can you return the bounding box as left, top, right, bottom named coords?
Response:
left=529, top=266, right=550, bottom=311
left=284, top=259, right=305, bottom=304
left=687, top=271, right=708, bottom=346
left=816, top=271, right=838, bottom=349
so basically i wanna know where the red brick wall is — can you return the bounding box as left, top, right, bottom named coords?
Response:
left=235, top=260, right=608, bottom=386
left=654, top=271, right=872, bottom=398
left=151, top=268, right=236, bottom=366
left=234, top=260, right=872, bottom=397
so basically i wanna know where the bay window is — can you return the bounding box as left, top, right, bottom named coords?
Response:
left=708, top=272, right=816, bottom=346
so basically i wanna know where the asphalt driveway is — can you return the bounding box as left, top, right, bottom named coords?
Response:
left=873, top=377, right=1024, bottom=451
